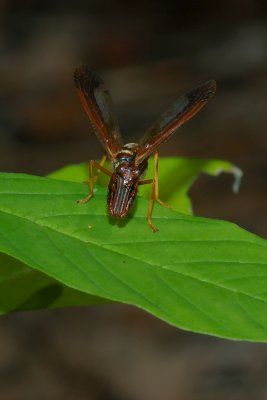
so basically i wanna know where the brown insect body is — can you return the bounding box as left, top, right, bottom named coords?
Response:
left=108, top=144, right=148, bottom=218
left=74, top=64, right=216, bottom=232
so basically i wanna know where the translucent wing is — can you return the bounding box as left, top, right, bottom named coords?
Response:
left=135, top=80, right=216, bottom=165
left=74, top=64, right=123, bottom=160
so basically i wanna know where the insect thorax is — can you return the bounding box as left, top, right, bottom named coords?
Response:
left=113, top=143, right=139, bottom=169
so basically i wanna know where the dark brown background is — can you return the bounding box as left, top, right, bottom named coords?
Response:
left=0, top=1, right=267, bottom=399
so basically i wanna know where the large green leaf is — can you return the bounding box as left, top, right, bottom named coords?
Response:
left=0, top=253, right=107, bottom=314
left=0, top=172, right=267, bottom=341
left=49, top=157, right=242, bottom=214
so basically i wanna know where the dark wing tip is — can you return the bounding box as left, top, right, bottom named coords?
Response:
left=73, top=64, right=102, bottom=90
left=186, top=79, right=217, bottom=105
left=203, top=79, right=217, bottom=99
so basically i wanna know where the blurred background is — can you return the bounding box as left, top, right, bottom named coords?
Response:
left=1, top=0, right=267, bottom=399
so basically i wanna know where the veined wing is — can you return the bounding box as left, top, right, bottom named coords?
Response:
left=135, top=80, right=216, bottom=165
left=74, top=64, right=123, bottom=160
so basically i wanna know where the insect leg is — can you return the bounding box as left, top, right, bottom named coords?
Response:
left=93, top=154, right=107, bottom=183
left=138, top=151, right=174, bottom=232
left=138, top=179, right=154, bottom=185
left=147, top=180, right=159, bottom=233
left=138, top=178, right=158, bottom=233
left=77, top=159, right=112, bottom=204
left=153, top=151, right=171, bottom=209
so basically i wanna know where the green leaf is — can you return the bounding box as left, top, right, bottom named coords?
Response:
left=0, top=253, right=108, bottom=314
left=0, top=171, right=267, bottom=341
left=49, top=157, right=242, bottom=214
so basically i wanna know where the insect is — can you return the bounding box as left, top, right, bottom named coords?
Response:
left=74, top=64, right=216, bottom=232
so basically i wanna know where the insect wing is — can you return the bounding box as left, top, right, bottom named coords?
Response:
left=74, top=64, right=123, bottom=160
left=135, top=80, right=216, bottom=165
